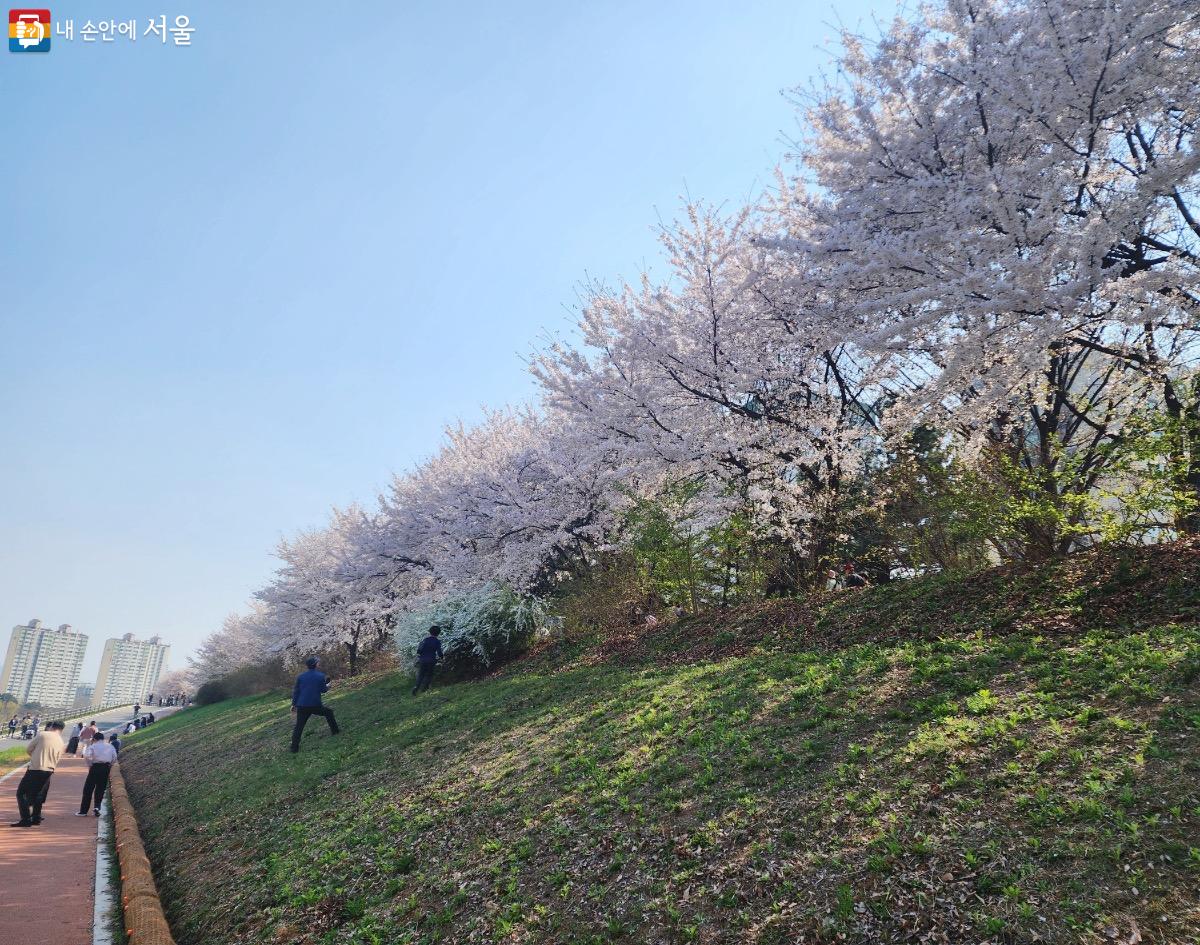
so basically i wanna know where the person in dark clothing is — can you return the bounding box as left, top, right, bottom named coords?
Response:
left=412, top=625, right=444, bottom=696
left=289, top=657, right=339, bottom=753
left=843, top=562, right=870, bottom=588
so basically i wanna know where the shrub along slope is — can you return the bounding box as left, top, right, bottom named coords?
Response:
left=121, top=543, right=1200, bottom=945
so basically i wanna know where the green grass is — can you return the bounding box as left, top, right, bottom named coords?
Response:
left=0, top=744, right=28, bottom=776
left=121, top=543, right=1200, bottom=945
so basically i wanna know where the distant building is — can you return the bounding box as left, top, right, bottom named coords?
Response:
left=73, top=683, right=96, bottom=710
left=0, top=619, right=89, bottom=710
left=94, top=633, right=170, bottom=706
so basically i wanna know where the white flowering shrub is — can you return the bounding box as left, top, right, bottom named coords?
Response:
left=393, top=586, right=548, bottom=676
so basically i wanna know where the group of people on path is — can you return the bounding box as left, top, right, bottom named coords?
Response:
left=287, top=626, right=445, bottom=754
left=10, top=714, right=127, bottom=828
left=146, top=692, right=187, bottom=707
left=6, top=714, right=41, bottom=739
left=122, top=711, right=156, bottom=735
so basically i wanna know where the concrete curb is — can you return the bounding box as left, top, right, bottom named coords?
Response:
left=94, top=796, right=115, bottom=945
left=108, top=764, right=178, bottom=945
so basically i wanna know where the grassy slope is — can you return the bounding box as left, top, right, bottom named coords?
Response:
left=122, top=543, right=1200, bottom=945
left=0, top=744, right=28, bottom=776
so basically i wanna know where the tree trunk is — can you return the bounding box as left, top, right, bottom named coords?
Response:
left=1159, top=377, right=1200, bottom=535
left=763, top=542, right=808, bottom=597
left=1175, top=462, right=1200, bottom=535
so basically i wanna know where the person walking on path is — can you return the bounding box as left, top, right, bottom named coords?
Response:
left=6, top=716, right=15, bottom=738
left=11, top=721, right=65, bottom=827
left=412, top=625, right=444, bottom=696
left=65, top=721, right=83, bottom=756
left=76, top=734, right=117, bottom=818
left=289, top=657, right=339, bottom=753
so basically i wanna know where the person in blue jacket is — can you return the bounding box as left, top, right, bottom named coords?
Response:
left=412, top=625, right=444, bottom=696
left=290, top=657, right=340, bottom=753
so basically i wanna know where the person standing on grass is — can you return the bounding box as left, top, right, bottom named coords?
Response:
left=289, top=657, right=340, bottom=754
left=412, top=625, right=444, bottom=696
left=77, top=733, right=117, bottom=818
left=11, top=721, right=65, bottom=828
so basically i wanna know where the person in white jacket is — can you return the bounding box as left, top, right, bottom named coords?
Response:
left=76, top=733, right=118, bottom=817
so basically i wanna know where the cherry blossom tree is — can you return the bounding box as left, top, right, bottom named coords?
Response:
left=153, top=668, right=196, bottom=700
left=532, top=205, right=894, bottom=588
left=785, top=0, right=1200, bottom=547
left=255, top=506, right=397, bottom=675
left=200, top=0, right=1200, bottom=661
left=379, top=408, right=621, bottom=594
left=189, top=603, right=274, bottom=683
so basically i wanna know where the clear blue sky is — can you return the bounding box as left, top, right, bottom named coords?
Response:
left=1, top=0, right=892, bottom=682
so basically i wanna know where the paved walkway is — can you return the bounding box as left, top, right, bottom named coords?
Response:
left=0, top=755, right=107, bottom=943
left=0, top=705, right=180, bottom=945
left=2, top=702, right=181, bottom=746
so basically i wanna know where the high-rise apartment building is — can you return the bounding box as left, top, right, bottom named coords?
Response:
left=94, top=633, right=170, bottom=706
left=74, top=683, right=96, bottom=710
left=0, top=619, right=89, bottom=710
